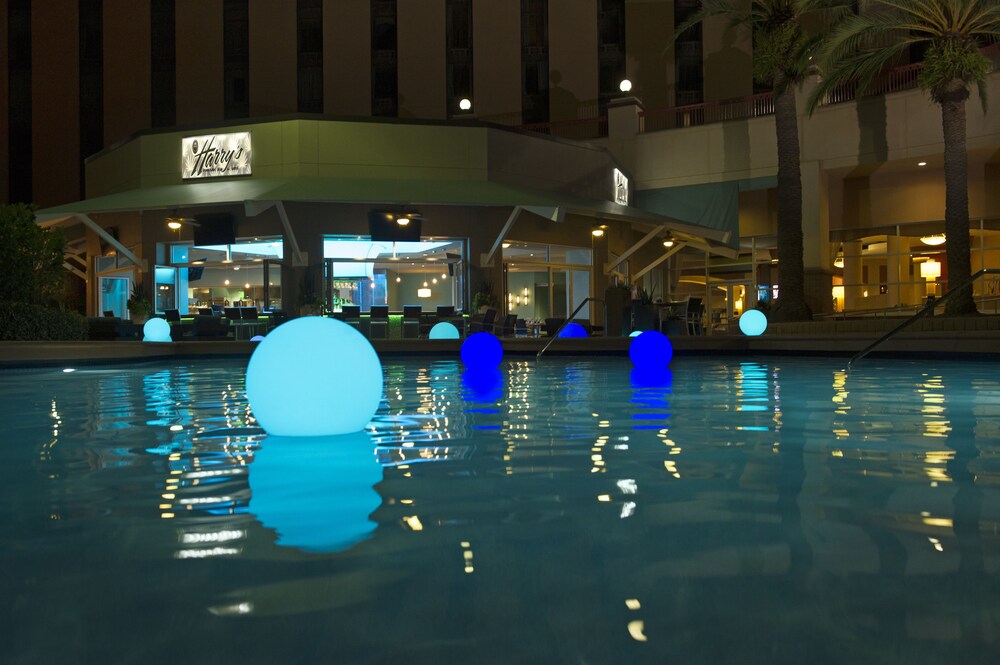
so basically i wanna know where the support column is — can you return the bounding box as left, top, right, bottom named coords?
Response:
left=801, top=160, right=833, bottom=316
left=843, top=240, right=863, bottom=311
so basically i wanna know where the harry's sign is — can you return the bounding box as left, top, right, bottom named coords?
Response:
left=182, top=132, right=252, bottom=179
left=613, top=168, right=629, bottom=206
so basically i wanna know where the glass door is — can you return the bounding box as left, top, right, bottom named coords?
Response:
left=99, top=275, right=131, bottom=318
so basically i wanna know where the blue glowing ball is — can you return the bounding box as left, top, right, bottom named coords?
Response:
left=629, top=330, right=673, bottom=368
left=246, top=316, right=383, bottom=436
left=143, top=317, right=172, bottom=342
left=461, top=368, right=504, bottom=403
left=739, top=309, right=768, bottom=336
left=429, top=322, right=460, bottom=339
left=249, top=433, right=381, bottom=552
left=629, top=330, right=643, bottom=337
left=460, top=332, right=503, bottom=370
left=250, top=335, right=265, bottom=342
left=558, top=322, right=588, bottom=338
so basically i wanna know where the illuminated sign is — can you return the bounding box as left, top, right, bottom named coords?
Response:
left=614, top=168, right=629, bottom=206
left=182, top=132, right=252, bottom=179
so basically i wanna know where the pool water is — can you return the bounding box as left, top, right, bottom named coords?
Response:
left=2, top=356, right=1000, bottom=664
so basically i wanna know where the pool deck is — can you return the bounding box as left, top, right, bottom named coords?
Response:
left=3, top=316, right=1000, bottom=368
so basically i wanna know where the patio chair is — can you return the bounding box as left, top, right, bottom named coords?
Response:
left=341, top=305, right=361, bottom=330
left=402, top=305, right=423, bottom=338
left=369, top=305, right=390, bottom=339
left=469, top=308, right=498, bottom=334
left=500, top=313, right=517, bottom=337
left=684, top=296, right=704, bottom=335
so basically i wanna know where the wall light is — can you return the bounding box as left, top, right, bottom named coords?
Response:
left=459, top=98, right=472, bottom=111
left=619, top=79, right=632, bottom=93
left=662, top=239, right=674, bottom=248
left=417, top=288, right=432, bottom=298
left=592, top=226, right=607, bottom=237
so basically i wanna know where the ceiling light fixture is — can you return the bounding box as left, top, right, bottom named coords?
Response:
left=920, top=234, right=946, bottom=246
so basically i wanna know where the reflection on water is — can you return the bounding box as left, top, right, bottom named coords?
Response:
left=4, top=357, right=1000, bottom=664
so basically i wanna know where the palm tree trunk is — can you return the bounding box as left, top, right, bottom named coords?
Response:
left=770, top=85, right=811, bottom=322
left=940, top=81, right=977, bottom=316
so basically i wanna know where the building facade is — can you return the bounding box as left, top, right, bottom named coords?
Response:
left=4, top=1, right=1000, bottom=326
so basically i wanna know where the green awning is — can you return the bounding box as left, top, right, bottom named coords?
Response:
left=36, top=175, right=731, bottom=246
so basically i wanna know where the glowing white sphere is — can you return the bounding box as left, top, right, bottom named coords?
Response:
left=459, top=98, right=472, bottom=111
left=429, top=322, right=460, bottom=339
left=246, top=317, right=383, bottom=436
left=739, top=309, right=768, bottom=336
left=143, top=317, right=172, bottom=342
left=619, top=79, right=632, bottom=93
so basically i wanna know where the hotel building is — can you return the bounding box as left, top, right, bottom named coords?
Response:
left=3, top=1, right=999, bottom=328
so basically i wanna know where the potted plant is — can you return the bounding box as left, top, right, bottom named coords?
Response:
left=471, top=281, right=500, bottom=313
left=127, top=281, right=152, bottom=324
left=631, top=284, right=656, bottom=331
left=298, top=267, right=324, bottom=317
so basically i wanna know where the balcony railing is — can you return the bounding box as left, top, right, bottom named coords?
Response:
left=506, top=43, right=1000, bottom=139
left=639, top=91, right=775, bottom=133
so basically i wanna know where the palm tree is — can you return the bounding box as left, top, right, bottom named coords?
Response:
left=674, top=0, right=848, bottom=322
left=811, top=0, right=1000, bottom=316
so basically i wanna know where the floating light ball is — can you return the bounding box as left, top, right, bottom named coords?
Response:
left=245, top=317, right=383, bottom=437
left=429, top=322, right=460, bottom=339
left=460, top=332, right=502, bottom=370
left=249, top=433, right=381, bottom=552
left=629, top=330, right=673, bottom=368
left=738, top=309, right=768, bottom=336
left=558, top=322, right=588, bottom=338
left=629, top=330, right=643, bottom=337
left=143, top=317, right=172, bottom=342
left=250, top=335, right=265, bottom=342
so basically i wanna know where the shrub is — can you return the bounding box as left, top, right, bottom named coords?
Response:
left=0, top=302, right=88, bottom=341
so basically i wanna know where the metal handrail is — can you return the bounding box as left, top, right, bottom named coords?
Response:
left=847, top=269, right=1000, bottom=370
left=536, top=297, right=604, bottom=360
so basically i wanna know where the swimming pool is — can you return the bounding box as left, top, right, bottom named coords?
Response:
left=2, top=356, right=999, bottom=664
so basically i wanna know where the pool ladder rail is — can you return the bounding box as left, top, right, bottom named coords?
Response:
left=847, top=268, right=1000, bottom=371
left=536, top=297, right=604, bottom=360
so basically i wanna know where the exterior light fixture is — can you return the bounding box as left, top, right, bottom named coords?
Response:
left=619, top=79, right=632, bottom=93
left=592, top=226, right=606, bottom=237
left=395, top=276, right=401, bottom=283
left=920, top=234, right=946, bottom=246
left=167, top=220, right=182, bottom=230
left=918, top=161, right=927, bottom=166
left=224, top=279, right=230, bottom=285
left=662, top=239, right=674, bottom=248
left=502, top=242, right=511, bottom=249
left=459, top=98, right=472, bottom=111
left=834, top=245, right=844, bottom=269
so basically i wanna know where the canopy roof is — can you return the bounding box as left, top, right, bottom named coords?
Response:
left=35, top=175, right=731, bottom=248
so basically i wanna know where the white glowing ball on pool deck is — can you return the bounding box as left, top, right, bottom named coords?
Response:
left=738, top=309, right=768, bottom=337
left=629, top=330, right=673, bottom=368
left=429, top=322, right=460, bottom=339
left=245, top=316, right=383, bottom=437
left=143, top=317, right=172, bottom=342
left=460, top=332, right=503, bottom=370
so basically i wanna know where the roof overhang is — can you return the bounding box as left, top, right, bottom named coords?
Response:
left=35, top=175, right=732, bottom=253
